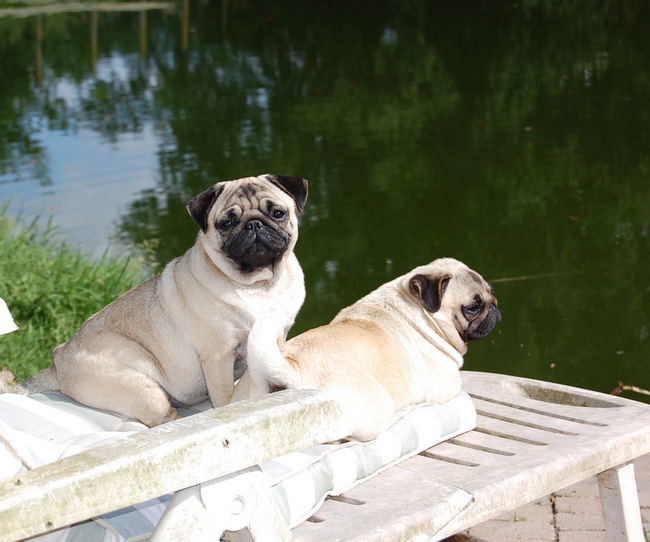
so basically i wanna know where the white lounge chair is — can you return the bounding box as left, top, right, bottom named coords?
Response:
left=1, top=370, right=649, bottom=542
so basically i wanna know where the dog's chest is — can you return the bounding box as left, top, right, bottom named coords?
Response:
left=237, top=279, right=303, bottom=325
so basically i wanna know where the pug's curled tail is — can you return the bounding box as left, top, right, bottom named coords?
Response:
left=247, top=319, right=301, bottom=392
left=20, top=366, right=61, bottom=393
left=0, top=370, right=28, bottom=395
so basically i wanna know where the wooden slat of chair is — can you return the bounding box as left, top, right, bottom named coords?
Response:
left=293, top=371, right=650, bottom=542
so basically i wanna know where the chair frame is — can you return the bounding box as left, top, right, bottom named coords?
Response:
left=1, top=371, right=649, bottom=542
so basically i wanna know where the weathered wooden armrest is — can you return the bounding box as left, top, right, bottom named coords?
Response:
left=0, top=389, right=348, bottom=542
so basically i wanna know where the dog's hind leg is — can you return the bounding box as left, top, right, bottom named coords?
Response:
left=59, top=365, right=179, bottom=427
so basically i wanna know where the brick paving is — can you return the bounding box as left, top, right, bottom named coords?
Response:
left=446, top=453, right=650, bottom=541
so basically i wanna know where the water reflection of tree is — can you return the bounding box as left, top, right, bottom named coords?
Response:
left=1, top=0, right=648, bottom=394
left=0, top=8, right=176, bottom=183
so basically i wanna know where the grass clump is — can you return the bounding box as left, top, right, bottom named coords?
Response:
left=0, top=210, right=150, bottom=380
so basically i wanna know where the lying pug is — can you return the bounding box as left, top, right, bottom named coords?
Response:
left=233, top=258, right=500, bottom=441
left=3, top=174, right=308, bottom=427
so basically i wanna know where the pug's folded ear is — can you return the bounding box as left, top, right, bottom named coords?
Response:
left=265, top=174, right=308, bottom=214
left=409, top=274, right=451, bottom=313
left=187, top=184, right=226, bottom=233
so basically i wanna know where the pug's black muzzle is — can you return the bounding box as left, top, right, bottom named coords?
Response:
left=464, top=304, right=502, bottom=342
left=226, top=220, right=289, bottom=271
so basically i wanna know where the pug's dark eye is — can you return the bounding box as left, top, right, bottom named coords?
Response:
left=217, top=218, right=236, bottom=231
left=463, top=304, right=481, bottom=317
left=271, top=209, right=287, bottom=221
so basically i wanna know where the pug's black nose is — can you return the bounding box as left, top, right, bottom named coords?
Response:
left=247, top=220, right=263, bottom=231
left=490, top=304, right=502, bottom=324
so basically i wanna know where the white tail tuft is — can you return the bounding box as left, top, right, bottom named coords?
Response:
left=246, top=319, right=299, bottom=389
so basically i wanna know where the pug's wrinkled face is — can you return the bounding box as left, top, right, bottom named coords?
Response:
left=187, top=174, right=308, bottom=283
left=408, top=258, right=501, bottom=351
left=216, top=185, right=294, bottom=272
left=454, top=281, right=501, bottom=342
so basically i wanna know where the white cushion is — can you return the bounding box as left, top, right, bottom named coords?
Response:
left=0, top=390, right=476, bottom=540
left=262, top=391, right=476, bottom=527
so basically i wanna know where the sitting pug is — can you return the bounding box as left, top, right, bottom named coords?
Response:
left=234, top=258, right=500, bottom=441
left=3, top=174, right=308, bottom=427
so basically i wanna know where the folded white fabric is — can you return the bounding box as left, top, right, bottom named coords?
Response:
left=0, top=390, right=476, bottom=541
left=261, top=392, right=476, bottom=527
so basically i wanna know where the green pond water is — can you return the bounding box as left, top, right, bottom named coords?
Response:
left=0, top=0, right=648, bottom=400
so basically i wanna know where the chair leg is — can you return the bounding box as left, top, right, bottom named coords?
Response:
left=150, top=467, right=294, bottom=542
left=596, top=461, right=644, bottom=542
